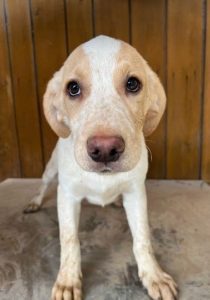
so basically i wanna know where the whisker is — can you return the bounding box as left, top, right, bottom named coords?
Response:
left=145, top=138, right=155, bottom=144
left=146, top=145, right=153, bottom=162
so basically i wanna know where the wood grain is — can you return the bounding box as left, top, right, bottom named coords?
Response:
left=94, top=0, right=129, bottom=42
left=0, top=0, right=210, bottom=180
left=131, top=0, right=166, bottom=178
left=66, top=0, right=93, bottom=52
left=0, top=0, right=20, bottom=180
left=167, top=0, right=203, bottom=179
left=31, top=0, right=67, bottom=164
left=5, top=0, right=43, bottom=177
left=202, top=0, right=210, bottom=181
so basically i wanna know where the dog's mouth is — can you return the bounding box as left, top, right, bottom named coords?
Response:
left=100, top=166, right=112, bottom=174
left=92, top=161, right=124, bottom=174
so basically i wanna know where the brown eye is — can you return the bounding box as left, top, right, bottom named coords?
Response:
left=66, top=81, right=81, bottom=98
left=126, top=77, right=142, bottom=93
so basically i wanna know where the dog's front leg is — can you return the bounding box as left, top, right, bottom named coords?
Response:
left=52, top=185, right=82, bottom=300
left=123, top=184, right=178, bottom=300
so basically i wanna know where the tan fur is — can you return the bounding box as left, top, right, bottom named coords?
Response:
left=43, top=67, right=70, bottom=138
left=114, top=41, right=166, bottom=137
left=43, top=47, right=91, bottom=138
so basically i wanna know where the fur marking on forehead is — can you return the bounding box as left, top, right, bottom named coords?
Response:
left=82, top=36, right=121, bottom=93
left=82, top=35, right=121, bottom=59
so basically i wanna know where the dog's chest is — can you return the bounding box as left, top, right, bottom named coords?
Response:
left=69, top=174, right=130, bottom=206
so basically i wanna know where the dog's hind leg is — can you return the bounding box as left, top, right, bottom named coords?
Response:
left=23, top=144, right=58, bottom=213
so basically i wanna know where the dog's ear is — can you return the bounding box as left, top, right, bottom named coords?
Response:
left=43, top=67, right=70, bottom=138
left=143, top=63, right=166, bottom=137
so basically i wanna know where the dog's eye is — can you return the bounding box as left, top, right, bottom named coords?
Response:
left=126, top=77, right=142, bottom=93
left=66, top=81, right=81, bottom=98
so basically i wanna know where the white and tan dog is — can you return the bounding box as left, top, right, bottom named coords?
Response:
left=24, top=36, right=177, bottom=300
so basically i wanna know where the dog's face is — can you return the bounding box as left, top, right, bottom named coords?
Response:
left=44, top=36, right=166, bottom=173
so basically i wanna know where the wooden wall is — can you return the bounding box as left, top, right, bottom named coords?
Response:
left=0, top=0, right=209, bottom=180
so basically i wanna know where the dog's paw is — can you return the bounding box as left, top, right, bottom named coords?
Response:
left=23, top=201, right=41, bottom=214
left=142, top=271, right=178, bottom=300
left=51, top=278, right=82, bottom=300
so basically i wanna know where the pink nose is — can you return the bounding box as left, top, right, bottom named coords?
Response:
left=87, top=136, right=125, bottom=163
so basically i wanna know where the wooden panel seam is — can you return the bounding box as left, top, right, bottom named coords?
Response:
left=199, top=0, right=207, bottom=179
left=29, top=0, right=45, bottom=173
left=2, top=0, right=21, bottom=176
left=202, top=0, right=210, bottom=180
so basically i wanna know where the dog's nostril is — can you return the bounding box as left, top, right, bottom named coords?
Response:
left=91, top=148, right=100, bottom=157
left=108, top=148, right=120, bottom=162
left=110, top=148, right=117, bottom=157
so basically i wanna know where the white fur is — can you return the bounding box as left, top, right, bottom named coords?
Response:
left=25, top=36, right=177, bottom=300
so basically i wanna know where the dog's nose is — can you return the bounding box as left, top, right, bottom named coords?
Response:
left=87, top=136, right=125, bottom=163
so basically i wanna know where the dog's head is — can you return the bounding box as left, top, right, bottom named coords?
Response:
left=44, top=36, right=166, bottom=173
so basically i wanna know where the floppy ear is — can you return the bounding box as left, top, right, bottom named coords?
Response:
left=143, top=64, right=166, bottom=137
left=43, top=67, right=70, bottom=138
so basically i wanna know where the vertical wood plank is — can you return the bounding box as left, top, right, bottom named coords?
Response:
left=202, top=0, right=210, bottom=181
left=167, top=0, right=203, bottom=179
left=94, top=0, right=129, bottom=42
left=66, top=0, right=93, bottom=52
left=5, top=0, right=43, bottom=177
left=31, top=0, right=67, bottom=163
left=0, top=0, right=20, bottom=180
left=131, top=0, right=166, bottom=178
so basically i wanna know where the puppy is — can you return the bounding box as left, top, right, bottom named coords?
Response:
left=24, top=35, right=177, bottom=300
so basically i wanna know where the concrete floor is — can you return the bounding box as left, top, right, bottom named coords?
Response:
left=0, top=179, right=210, bottom=300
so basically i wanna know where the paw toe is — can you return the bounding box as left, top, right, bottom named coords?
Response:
left=144, top=273, right=178, bottom=300
left=147, top=282, right=161, bottom=300
left=52, top=282, right=82, bottom=300
left=23, top=203, right=40, bottom=214
left=63, top=288, right=72, bottom=300
left=159, top=282, right=175, bottom=300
